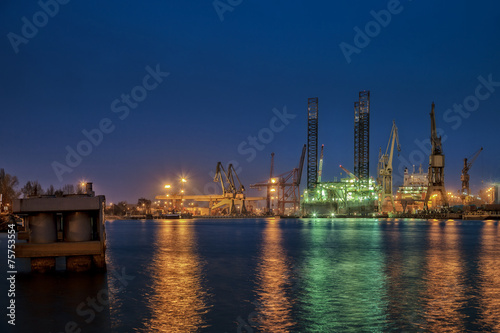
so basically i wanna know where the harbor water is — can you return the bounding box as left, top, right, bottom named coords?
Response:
left=2, top=218, right=500, bottom=332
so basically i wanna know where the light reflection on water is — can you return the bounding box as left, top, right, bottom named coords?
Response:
left=141, top=222, right=211, bottom=332
left=382, top=221, right=427, bottom=331
left=4, top=219, right=500, bottom=332
left=254, top=220, right=295, bottom=331
left=478, top=223, right=500, bottom=332
left=422, top=223, right=467, bottom=332
left=298, top=221, right=388, bottom=332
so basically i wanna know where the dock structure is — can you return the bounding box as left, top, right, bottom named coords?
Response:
left=13, top=184, right=106, bottom=273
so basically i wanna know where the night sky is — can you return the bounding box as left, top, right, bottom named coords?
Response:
left=1, top=0, right=499, bottom=204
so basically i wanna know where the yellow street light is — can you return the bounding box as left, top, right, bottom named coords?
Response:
left=181, top=178, right=187, bottom=183
left=165, top=184, right=171, bottom=189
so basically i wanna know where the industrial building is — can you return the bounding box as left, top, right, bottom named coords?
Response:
left=396, top=166, right=428, bottom=213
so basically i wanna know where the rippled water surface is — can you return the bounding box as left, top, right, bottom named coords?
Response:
left=2, top=218, right=500, bottom=332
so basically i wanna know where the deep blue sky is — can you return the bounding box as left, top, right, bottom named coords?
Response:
left=1, top=0, right=499, bottom=203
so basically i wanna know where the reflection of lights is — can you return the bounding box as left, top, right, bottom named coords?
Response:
left=423, top=224, right=465, bottom=331
left=255, top=222, right=293, bottom=331
left=143, top=223, right=208, bottom=330
left=270, top=188, right=276, bottom=192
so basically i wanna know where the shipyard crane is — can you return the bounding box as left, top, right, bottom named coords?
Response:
left=213, top=162, right=247, bottom=215
left=250, top=144, right=306, bottom=215
left=317, top=144, right=325, bottom=183
left=339, top=165, right=358, bottom=180
left=424, top=102, right=448, bottom=209
left=377, top=120, right=401, bottom=212
left=461, top=147, right=483, bottom=204
left=274, top=144, right=307, bottom=215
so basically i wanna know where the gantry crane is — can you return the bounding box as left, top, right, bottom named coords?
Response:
left=250, top=145, right=306, bottom=216
left=377, top=120, right=401, bottom=212
left=461, top=147, right=483, bottom=204
left=213, top=162, right=247, bottom=215
left=275, top=144, right=306, bottom=215
left=424, top=102, right=448, bottom=209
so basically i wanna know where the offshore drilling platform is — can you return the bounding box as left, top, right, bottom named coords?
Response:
left=302, top=91, right=379, bottom=216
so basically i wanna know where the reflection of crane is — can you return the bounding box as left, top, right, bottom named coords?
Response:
left=339, top=165, right=358, bottom=180
left=213, top=162, right=246, bottom=215
left=461, top=147, right=483, bottom=204
left=424, top=102, right=448, bottom=209
left=317, top=144, right=324, bottom=183
left=377, top=120, right=401, bottom=212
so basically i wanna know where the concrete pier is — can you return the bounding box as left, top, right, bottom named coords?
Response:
left=13, top=185, right=107, bottom=273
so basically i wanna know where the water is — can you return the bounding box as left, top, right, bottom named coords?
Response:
left=2, top=218, right=500, bottom=332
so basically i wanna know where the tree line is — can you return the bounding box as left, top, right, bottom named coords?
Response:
left=1, top=168, right=154, bottom=215
left=0, top=168, right=86, bottom=212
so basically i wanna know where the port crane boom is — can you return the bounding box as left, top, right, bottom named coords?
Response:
left=377, top=120, right=401, bottom=212
left=214, top=162, right=246, bottom=215
left=424, top=102, right=448, bottom=209
left=461, top=147, right=483, bottom=204
left=339, top=165, right=358, bottom=180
